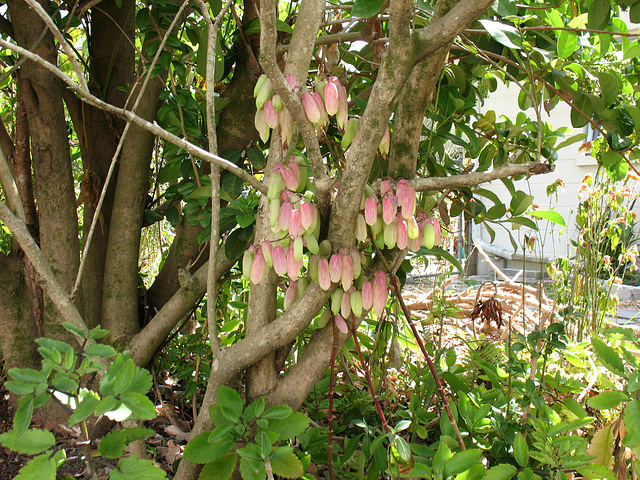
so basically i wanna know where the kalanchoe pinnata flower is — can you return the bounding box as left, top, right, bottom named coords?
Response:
left=378, top=125, right=390, bottom=157
left=334, top=314, right=348, bottom=334
left=279, top=201, right=293, bottom=232
left=308, top=255, right=319, bottom=282
left=351, top=250, right=362, bottom=279
left=261, top=240, right=273, bottom=268
left=242, top=249, right=254, bottom=281
left=431, top=217, right=442, bottom=245
left=361, top=281, right=373, bottom=311
left=272, top=246, right=287, bottom=276
left=372, top=272, right=388, bottom=317
left=397, top=219, right=408, bottom=250
left=301, top=92, right=322, bottom=125
left=293, top=235, right=304, bottom=262
left=382, top=196, right=397, bottom=225
left=267, top=171, right=285, bottom=201
left=401, top=186, right=416, bottom=220
left=423, top=220, right=436, bottom=249
left=300, top=201, right=314, bottom=231
left=319, top=239, right=332, bottom=256
left=278, top=107, right=296, bottom=149
left=341, top=117, right=358, bottom=149
left=329, top=253, right=342, bottom=283
left=279, top=165, right=299, bottom=192
left=253, top=74, right=267, bottom=98
left=289, top=209, right=302, bottom=238
left=380, top=179, right=393, bottom=197
left=255, top=77, right=275, bottom=109
left=324, top=80, right=339, bottom=116
left=318, top=258, right=331, bottom=290
left=407, top=216, right=420, bottom=239
left=355, top=213, right=368, bottom=242
left=331, top=288, right=343, bottom=315
left=264, top=100, right=278, bottom=129
left=312, top=91, right=329, bottom=127
left=254, top=108, right=270, bottom=143
left=364, top=197, right=378, bottom=226
left=269, top=198, right=281, bottom=230
left=396, top=179, right=409, bottom=207
left=288, top=159, right=302, bottom=191
left=341, top=252, right=354, bottom=291
left=340, top=288, right=351, bottom=318
left=384, top=219, right=398, bottom=249
left=251, top=250, right=266, bottom=284
left=336, top=85, right=348, bottom=131
left=350, top=288, right=363, bottom=318
left=285, top=73, right=297, bottom=90
left=271, top=94, right=283, bottom=111
left=287, top=247, right=303, bottom=279
left=284, top=281, right=298, bottom=310
left=304, top=232, right=319, bottom=255
left=297, top=276, right=309, bottom=297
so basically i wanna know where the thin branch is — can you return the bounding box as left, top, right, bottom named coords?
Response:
left=410, top=161, right=553, bottom=192
left=23, top=0, right=88, bottom=91
left=0, top=143, right=25, bottom=222
left=466, top=25, right=640, bottom=38
left=0, top=37, right=267, bottom=196
left=195, top=0, right=234, bottom=353
left=71, top=0, right=193, bottom=300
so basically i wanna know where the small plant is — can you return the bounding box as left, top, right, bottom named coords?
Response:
left=0, top=322, right=163, bottom=479
left=183, top=384, right=313, bottom=480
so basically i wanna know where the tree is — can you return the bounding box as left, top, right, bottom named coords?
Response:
left=0, top=0, right=638, bottom=478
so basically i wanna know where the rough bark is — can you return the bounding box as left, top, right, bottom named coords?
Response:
left=7, top=0, right=82, bottom=343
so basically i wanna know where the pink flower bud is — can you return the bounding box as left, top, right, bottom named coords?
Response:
left=284, top=281, right=298, bottom=310
left=329, top=253, right=342, bottom=283
left=382, top=196, right=397, bottom=225
left=397, top=220, right=408, bottom=250
left=383, top=219, right=398, bottom=249
left=288, top=159, right=302, bottom=191
left=242, top=250, right=254, bottom=281
left=261, top=241, right=273, bottom=267
left=324, top=81, right=339, bottom=116
left=300, top=201, right=314, bottom=231
left=318, top=258, right=331, bottom=290
left=334, top=314, right=348, bottom=334
left=289, top=209, right=302, bottom=237
left=361, top=281, right=373, bottom=311
left=351, top=250, right=362, bottom=279
left=264, top=100, right=278, bottom=129
left=313, top=91, right=328, bottom=126
left=396, top=179, right=409, bottom=207
left=401, top=187, right=416, bottom=220
left=355, top=214, right=368, bottom=242
left=254, top=108, right=270, bottom=143
left=407, top=216, right=420, bottom=239
left=251, top=250, right=265, bottom=284
left=280, top=165, right=299, bottom=192
left=380, top=179, right=393, bottom=196
left=341, top=253, right=354, bottom=291
left=287, top=247, right=303, bottom=279
left=293, top=235, right=304, bottom=262
left=279, top=201, right=293, bottom=232
left=271, top=94, right=283, bottom=110
left=336, top=85, right=348, bottom=131
left=408, top=235, right=422, bottom=252
left=302, top=92, right=322, bottom=124
left=379, top=125, right=390, bottom=157
left=364, top=197, right=378, bottom=226
left=341, top=289, right=351, bottom=319
left=431, top=217, right=442, bottom=245
left=272, top=246, right=287, bottom=275
left=278, top=107, right=296, bottom=149
left=285, top=73, right=297, bottom=90
left=372, top=273, right=387, bottom=316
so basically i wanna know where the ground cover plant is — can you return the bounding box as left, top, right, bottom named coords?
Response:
left=1, top=0, right=640, bottom=478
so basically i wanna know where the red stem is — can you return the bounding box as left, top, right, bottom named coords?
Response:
left=351, top=314, right=390, bottom=433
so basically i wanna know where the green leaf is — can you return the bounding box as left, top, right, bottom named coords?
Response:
left=4, top=381, right=34, bottom=396
left=588, top=425, right=614, bottom=469
left=484, top=463, right=517, bottom=480
left=225, top=226, right=253, bottom=262
left=262, top=404, right=293, bottom=420
left=592, top=336, right=625, bottom=376
left=217, top=385, right=243, bottom=419
left=135, top=8, right=150, bottom=30
left=184, top=432, right=234, bottom=464
left=239, top=457, right=266, bottom=480
left=505, top=216, right=538, bottom=230
left=588, top=0, right=610, bottom=29
left=394, top=436, right=412, bottom=463
left=52, top=372, right=78, bottom=392
left=208, top=424, right=235, bottom=444
left=199, top=453, right=238, bottom=480
left=128, top=368, right=153, bottom=394
left=84, top=344, right=117, bottom=358
left=0, top=428, right=55, bottom=455
left=513, top=433, right=529, bottom=467
left=623, top=399, right=640, bottom=447
left=13, top=396, right=34, bottom=437
left=444, top=449, right=483, bottom=477
left=68, top=395, right=100, bottom=426
left=528, top=210, right=566, bottom=227
left=509, top=190, right=534, bottom=216
left=14, top=452, right=57, bottom=480
left=271, top=453, right=304, bottom=479
left=352, top=0, right=384, bottom=18
left=597, top=71, right=621, bottom=107
left=188, top=185, right=212, bottom=200
left=112, top=357, right=136, bottom=395
left=587, top=391, right=629, bottom=410
left=121, top=392, right=157, bottom=420
left=479, top=19, right=522, bottom=49
left=62, top=322, right=86, bottom=339
left=110, top=456, right=167, bottom=480
left=556, top=30, right=577, bottom=58
left=99, top=427, right=155, bottom=459
left=244, top=397, right=265, bottom=422
left=267, top=412, right=310, bottom=440
left=9, top=367, right=48, bottom=385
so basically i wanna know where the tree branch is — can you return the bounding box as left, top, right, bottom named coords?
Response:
left=0, top=37, right=267, bottom=195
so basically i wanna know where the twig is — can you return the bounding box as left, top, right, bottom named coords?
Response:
left=377, top=251, right=466, bottom=451
left=327, top=320, right=338, bottom=480
left=475, top=242, right=511, bottom=283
